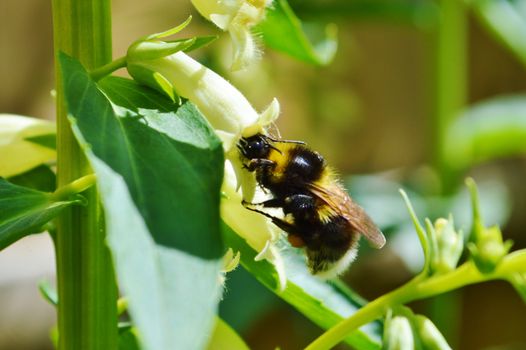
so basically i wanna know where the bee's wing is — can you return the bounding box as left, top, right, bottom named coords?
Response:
left=306, top=182, right=386, bottom=249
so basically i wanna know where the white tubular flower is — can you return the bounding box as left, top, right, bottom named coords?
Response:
left=128, top=49, right=279, bottom=153
left=0, top=114, right=56, bottom=177
left=127, top=44, right=287, bottom=288
left=190, top=0, right=273, bottom=71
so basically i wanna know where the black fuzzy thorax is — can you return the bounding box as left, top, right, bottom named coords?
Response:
left=261, top=145, right=326, bottom=197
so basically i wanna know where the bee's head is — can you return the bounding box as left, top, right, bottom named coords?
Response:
left=238, top=134, right=272, bottom=159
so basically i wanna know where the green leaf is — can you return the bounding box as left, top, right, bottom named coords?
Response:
left=182, top=35, right=217, bottom=53
left=25, top=133, right=57, bottom=150
left=119, top=325, right=141, bottom=350
left=39, top=280, right=58, bottom=306
left=258, top=0, right=338, bottom=65
left=222, top=223, right=382, bottom=350
left=206, top=317, right=249, bottom=350
left=59, top=53, right=225, bottom=350
left=8, top=165, right=56, bottom=192
left=0, top=114, right=56, bottom=177
left=471, top=0, right=526, bottom=68
left=0, top=178, right=80, bottom=250
left=444, top=94, right=526, bottom=170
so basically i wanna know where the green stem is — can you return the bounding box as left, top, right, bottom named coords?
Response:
left=52, top=0, right=117, bottom=348
left=305, top=251, right=526, bottom=350
left=52, top=174, right=97, bottom=201
left=90, top=56, right=127, bottom=81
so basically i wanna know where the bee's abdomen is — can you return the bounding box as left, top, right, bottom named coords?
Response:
left=304, top=216, right=358, bottom=254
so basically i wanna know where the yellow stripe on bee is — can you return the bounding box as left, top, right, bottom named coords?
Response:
left=317, top=206, right=335, bottom=224
left=267, top=143, right=294, bottom=182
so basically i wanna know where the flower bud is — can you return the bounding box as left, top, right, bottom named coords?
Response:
left=465, top=178, right=513, bottom=273
left=413, top=315, right=452, bottom=350
left=468, top=225, right=513, bottom=274
left=383, top=314, right=414, bottom=350
left=431, top=216, right=464, bottom=274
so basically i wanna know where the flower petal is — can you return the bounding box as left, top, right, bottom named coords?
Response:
left=0, top=114, right=56, bottom=177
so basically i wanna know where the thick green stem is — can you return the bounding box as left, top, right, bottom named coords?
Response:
left=305, top=251, right=526, bottom=350
left=431, top=0, right=467, bottom=192
left=52, top=0, right=117, bottom=349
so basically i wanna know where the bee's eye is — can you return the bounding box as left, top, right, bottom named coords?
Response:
left=241, top=135, right=270, bottom=159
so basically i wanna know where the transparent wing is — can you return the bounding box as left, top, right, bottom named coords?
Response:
left=306, top=182, right=386, bottom=249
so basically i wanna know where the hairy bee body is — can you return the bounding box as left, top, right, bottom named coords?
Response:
left=239, top=134, right=385, bottom=277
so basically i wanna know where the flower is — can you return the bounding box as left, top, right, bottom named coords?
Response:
left=190, top=0, right=273, bottom=71
left=0, top=114, right=56, bottom=177
left=127, top=39, right=287, bottom=288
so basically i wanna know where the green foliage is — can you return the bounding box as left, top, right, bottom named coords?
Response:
left=118, top=325, right=141, bottom=350
left=60, top=54, right=225, bottom=350
left=288, top=0, right=439, bottom=27
left=7, top=165, right=56, bottom=192
left=445, top=94, right=526, bottom=170
left=0, top=178, right=82, bottom=250
left=25, top=133, right=57, bottom=150
left=258, top=0, right=338, bottom=65
left=3, top=0, right=526, bottom=348
left=206, top=317, right=250, bottom=350
left=305, top=184, right=526, bottom=350
left=222, top=223, right=382, bottom=349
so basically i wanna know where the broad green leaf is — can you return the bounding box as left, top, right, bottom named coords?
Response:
left=60, top=53, right=224, bottom=350
left=258, top=0, right=338, bottom=65
left=0, top=114, right=56, bottom=177
left=0, top=178, right=80, bottom=250
left=8, top=165, right=56, bottom=192
left=444, top=95, right=526, bottom=170
left=471, top=0, right=526, bottom=68
left=222, top=223, right=382, bottom=350
left=206, top=317, right=249, bottom=350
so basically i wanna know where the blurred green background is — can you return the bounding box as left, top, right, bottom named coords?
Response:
left=1, top=0, right=526, bottom=349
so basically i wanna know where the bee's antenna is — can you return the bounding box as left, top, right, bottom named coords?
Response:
left=266, top=136, right=306, bottom=145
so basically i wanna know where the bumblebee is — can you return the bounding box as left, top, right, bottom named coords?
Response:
left=238, top=133, right=386, bottom=277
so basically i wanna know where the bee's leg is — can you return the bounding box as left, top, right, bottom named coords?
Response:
left=243, top=203, right=307, bottom=248
left=242, top=198, right=284, bottom=208
left=243, top=205, right=295, bottom=232
left=245, top=158, right=275, bottom=172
